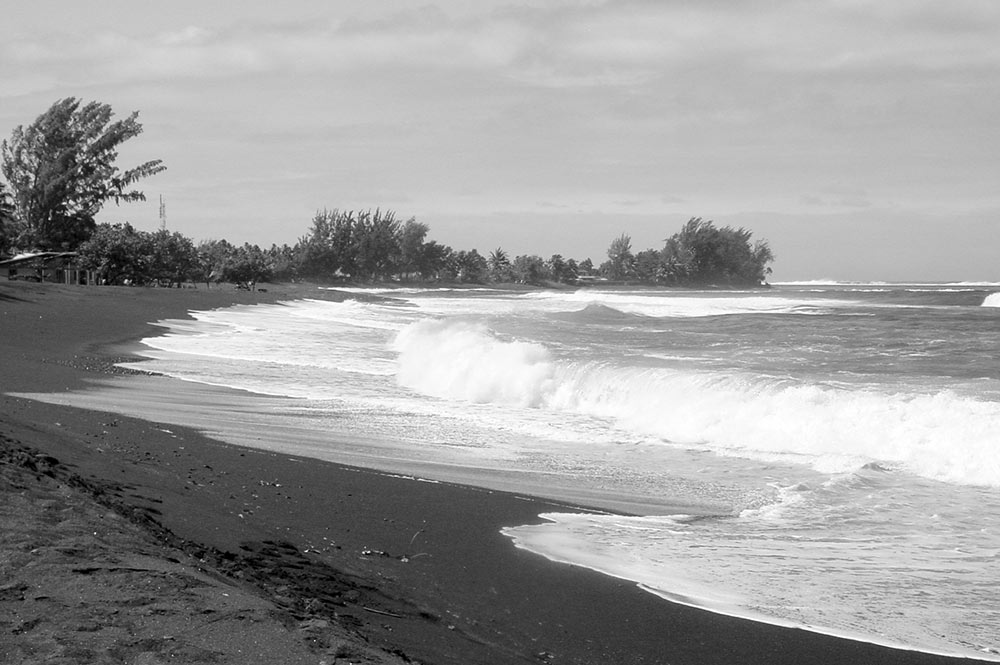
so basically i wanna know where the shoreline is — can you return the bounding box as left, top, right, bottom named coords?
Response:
left=1, top=281, right=985, bottom=664
left=12, top=372, right=717, bottom=518
left=22, top=376, right=998, bottom=664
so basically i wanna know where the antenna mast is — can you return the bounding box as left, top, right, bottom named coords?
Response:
left=159, top=195, right=167, bottom=231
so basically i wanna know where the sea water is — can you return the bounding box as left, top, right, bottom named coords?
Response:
left=120, top=283, right=1000, bottom=659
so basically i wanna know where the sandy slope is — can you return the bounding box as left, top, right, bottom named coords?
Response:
left=0, top=437, right=401, bottom=665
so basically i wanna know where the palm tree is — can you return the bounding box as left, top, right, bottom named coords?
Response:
left=488, top=247, right=512, bottom=282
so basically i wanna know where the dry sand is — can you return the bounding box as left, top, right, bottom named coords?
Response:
left=0, top=280, right=978, bottom=664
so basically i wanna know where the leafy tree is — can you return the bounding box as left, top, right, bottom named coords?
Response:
left=78, top=224, right=195, bottom=286
left=298, top=209, right=355, bottom=279
left=661, top=233, right=693, bottom=284
left=577, top=258, right=594, bottom=275
left=300, top=208, right=401, bottom=280
left=633, top=248, right=665, bottom=283
left=148, top=229, right=198, bottom=287
left=418, top=241, right=451, bottom=280
left=267, top=243, right=299, bottom=282
left=450, top=249, right=488, bottom=283
left=195, top=239, right=234, bottom=287
left=605, top=233, right=634, bottom=280
left=399, top=218, right=430, bottom=278
left=512, top=254, right=547, bottom=285
left=564, top=258, right=580, bottom=283
left=0, top=98, right=165, bottom=251
left=751, top=239, right=775, bottom=282
left=547, top=254, right=580, bottom=284
left=223, top=243, right=272, bottom=289
left=666, top=218, right=773, bottom=286
left=296, top=208, right=430, bottom=281
left=0, top=180, right=15, bottom=257
left=77, top=222, right=152, bottom=285
left=547, top=254, right=567, bottom=283
left=353, top=208, right=401, bottom=281
left=435, top=246, right=458, bottom=281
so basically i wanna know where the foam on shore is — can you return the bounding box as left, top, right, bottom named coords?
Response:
left=504, top=512, right=1000, bottom=662
left=9, top=374, right=709, bottom=518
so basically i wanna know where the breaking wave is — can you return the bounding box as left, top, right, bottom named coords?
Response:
left=393, top=319, right=555, bottom=408
left=983, top=293, right=1000, bottom=307
left=520, top=290, right=850, bottom=318
left=393, top=318, right=1000, bottom=487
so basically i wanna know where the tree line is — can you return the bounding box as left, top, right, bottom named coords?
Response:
left=603, top=219, right=774, bottom=286
left=1, top=98, right=773, bottom=288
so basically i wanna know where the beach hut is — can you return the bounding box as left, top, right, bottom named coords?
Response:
left=0, top=252, right=96, bottom=285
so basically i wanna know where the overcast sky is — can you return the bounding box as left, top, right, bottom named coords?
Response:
left=2, top=0, right=998, bottom=281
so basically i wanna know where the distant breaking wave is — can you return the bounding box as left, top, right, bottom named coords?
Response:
left=521, top=290, right=846, bottom=318
left=983, top=293, right=1000, bottom=307
left=772, top=279, right=890, bottom=286
left=393, top=318, right=1000, bottom=487
left=777, top=280, right=1000, bottom=287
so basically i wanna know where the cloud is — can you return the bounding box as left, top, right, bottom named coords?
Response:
left=158, top=25, right=215, bottom=47
left=3, top=0, right=998, bottom=256
left=5, top=1, right=998, bottom=95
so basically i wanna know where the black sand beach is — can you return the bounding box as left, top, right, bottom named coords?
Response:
left=0, top=281, right=984, bottom=664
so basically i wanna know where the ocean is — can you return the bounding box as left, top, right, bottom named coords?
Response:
left=80, top=284, right=1000, bottom=659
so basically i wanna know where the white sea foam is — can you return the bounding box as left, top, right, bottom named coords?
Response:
left=776, top=280, right=1000, bottom=288
left=519, top=289, right=851, bottom=318
left=393, top=319, right=555, bottom=407
left=135, top=296, right=1000, bottom=488
left=393, top=317, right=1000, bottom=487
left=92, top=286, right=1000, bottom=661
left=982, top=292, right=1000, bottom=307
left=503, top=507, right=1000, bottom=661
left=772, top=279, right=891, bottom=286
left=942, top=281, right=1000, bottom=287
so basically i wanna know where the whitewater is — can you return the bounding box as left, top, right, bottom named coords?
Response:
left=43, top=284, right=1000, bottom=659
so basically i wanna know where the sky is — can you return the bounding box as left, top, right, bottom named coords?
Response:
left=1, top=0, right=998, bottom=281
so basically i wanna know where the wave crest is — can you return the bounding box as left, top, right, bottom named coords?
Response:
left=393, top=319, right=1000, bottom=487
left=554, top=302, right=642, bottom=324
left=393, top=319, right=555, bottom=407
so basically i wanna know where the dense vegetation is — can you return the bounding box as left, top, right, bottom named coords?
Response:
left=1, top=98, right=165, bottom=254
left=1, top=99, right=773, bottom=288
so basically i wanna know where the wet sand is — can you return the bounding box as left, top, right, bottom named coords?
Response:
left=0, top=280, right=981, bottom=664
